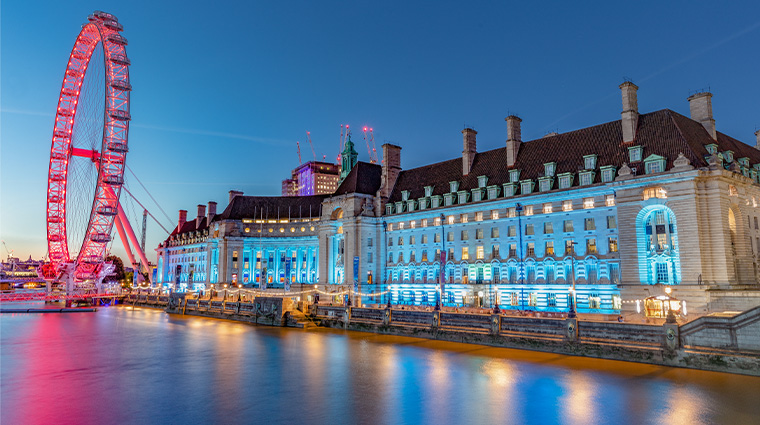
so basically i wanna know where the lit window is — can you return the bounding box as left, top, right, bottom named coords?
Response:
left=491, top=210, right=499, bottom=220
left=448, top=215, right=455, bottom=225
left=508, top=207, right=516, bottom=218
left=410, top=220, right=416, bottom=229
left=526, top=242, right=535, bottom=256
left=524, top=205, right=534, bottom=216
left=543, top=203, right=552, bottom=214
left=434, top=217, right=441, bottom=226
left=475, top=212, right=483, bottom=222
left=461, top=247, right=469, bottom=260
left=562, top=200, right=573, bottom=211
left=460, top=214, right=468, bottom=223
left=476, top=245, right=484, bottom=259
left=421, top=219, right=428, bottom=227
left=642, top=187, right=667, bottom=200
left=586, top=238, right=597, bottom=254
left=609, top=237, right=618, bottom=253
left=605, top=194, right=615, bottom=206
left=545, top=241, right=555, bottom=256
left=399, top=222, right=405, bottom=230
left=583, top=197, right=594, bottom=209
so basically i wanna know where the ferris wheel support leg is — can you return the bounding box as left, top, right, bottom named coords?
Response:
left=116, top=203, right=152, bottom=279
left=114, top=215, right=138, bottom=270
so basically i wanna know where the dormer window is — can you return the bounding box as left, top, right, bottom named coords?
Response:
left=457, top=190, right=469, bottom=204
left=583, top=154, right=597, bottom=170
left=472, top=187, right=483, bottom=202
left=644, top=154, right=666, bottom=174
left=394, top=201, right=404, bottom=213
left=401, top=190, right=410, bottom=201
left=520, top=180, right=533, bottom=195
left=600, top=166, right=616, bottom=183
left=449, top=181, right=459, bottom=193
left=477, top=175, right=488, bottom=188
left=558, top=173, right=573, bottom=189
left=538, top=177, right=553, bottom=192
left=503, top=183, right=516, bottom=197
left=509, top=169, right=521, bottom=183
left=424, top=186, right=434, bottom=197
left=724, top=151, right=734, bottom=163
left=386, top=204, right=394, bottom=215
left=443, top=193, right=454, bottom=206
left=579, top=171, right=595, bottom=186
left=629, top=146, right=643, bottom=162
left=487, top=185, right=500, bottom=200
left=705, top=144, right=718, bottom=155
left=544, top=162, right=556, bottom=177
left=738, top=157, right=750, bottom=167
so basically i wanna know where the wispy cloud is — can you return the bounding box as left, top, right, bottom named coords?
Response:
left=1, top=108, right=288, bottom=146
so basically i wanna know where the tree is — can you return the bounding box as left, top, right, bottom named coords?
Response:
left=105, top=255, right=126, bottom=283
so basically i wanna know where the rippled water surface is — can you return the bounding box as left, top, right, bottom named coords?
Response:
left=2, top=306, right=759, bottom=425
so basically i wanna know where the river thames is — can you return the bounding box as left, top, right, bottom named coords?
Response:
left=2, top=305, right=759, bottom=425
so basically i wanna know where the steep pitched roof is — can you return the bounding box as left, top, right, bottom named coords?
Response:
left=170, top=216, right=208, bottom=237
left=216, top=195, right=328, bottom=221
left=334, top=161, right=382, bottom=196
left=389, top=109, right=760, bottom=202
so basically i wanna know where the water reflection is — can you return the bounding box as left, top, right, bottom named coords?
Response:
left=2, top=306, right=759, bottom=425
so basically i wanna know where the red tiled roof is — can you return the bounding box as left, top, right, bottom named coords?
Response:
left=389, top=109, right=760, bottom=202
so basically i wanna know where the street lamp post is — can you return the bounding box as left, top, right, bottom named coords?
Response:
left=436, top=213, right=446, bottom=311
left=568, top=242, right=578, bottom=318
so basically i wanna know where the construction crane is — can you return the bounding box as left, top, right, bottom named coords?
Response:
left=363, top=127, right=373, bottom=163
left=306, top=131, right=316, bottom=161
left=296, top=141, right=302, bottom=164
left=369, top=128, right=379, bottom=164
left=2, top=240, right=14, bottom=262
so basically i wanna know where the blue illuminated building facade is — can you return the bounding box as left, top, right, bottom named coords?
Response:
left=157, top=83, right=760, bottom=316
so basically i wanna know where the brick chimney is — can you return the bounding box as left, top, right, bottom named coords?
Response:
left=207, top=201, right=217, bottom=222
left=755, top=130, right=760, bottom=150
left=379, top=143, right=402, bottom=200
left=462, top=128, right=477, bottom=175
left=178, top=209, right=187, bottom=232
left=620, top=81, right=639, bottom=143
left=505, top=115, right=522, bottom=167
left=688, top=92, right=716, bottom=140
left=228, top=190, right=243, bottom=204
left=196, top=204, right=206, bottom=228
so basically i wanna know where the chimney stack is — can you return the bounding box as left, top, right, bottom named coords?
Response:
left=462, top=128, right=477, bottom=175
left=207, top=201, right=217, bottom=222
left=505, top=115, right=522, bottom=167
left=228, top=190, right=243, bottom=204
left=379, top=143, right=402, bottom=200
left=196, top=204, right=206, bottom=228
left=755, top=130, right=760, bottom=151
left=688, top=92, right=716, bottom=140
left=178, top=209, right=187, bottom=232
left=620, top=81, right=639, bottom=143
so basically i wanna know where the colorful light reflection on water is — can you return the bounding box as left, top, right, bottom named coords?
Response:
left=1, top=306, right=759, bottom=425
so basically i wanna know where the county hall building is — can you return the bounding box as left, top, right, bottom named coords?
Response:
left=155, top=82, right=760, bottom=317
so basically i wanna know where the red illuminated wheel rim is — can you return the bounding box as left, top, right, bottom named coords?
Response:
left=46, top=11, right=130, bottom=281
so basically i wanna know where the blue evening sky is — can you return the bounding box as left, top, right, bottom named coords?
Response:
left=1, top=1, right=759, bottom=261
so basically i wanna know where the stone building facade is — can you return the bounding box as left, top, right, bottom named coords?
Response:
left=156, top=82, right=760, bottom=316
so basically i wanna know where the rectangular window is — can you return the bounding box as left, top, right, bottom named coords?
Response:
left=421, top=250, right=428, bottom=262
left=476, top=245, right=484, bottom=260
left=491, top=227, right=499, bottom=238
left=629, top=146, right=642, bottom=162
left=754, top=217, right=759, bottom=229
left=476, top=229, right=484, bottom=239
left=656, top=263, right=668, bottom=283
left=547, top=293, right=557, bottom=307
left=461, top=247, right=469, bottom=260
left=422, top=234, right=428, bottom=244
left=543, top=203, right=553, bottom=214
left=461, top=230, right=469, bottom=241
left=398, top=236, right=404, bottom=246
left=475, top=211, right=483, bottom=222
left=545, top=163, right=556, bottom=177
left=584, top=218, right=595, bottom=231
left=545, top=241, right=555, bottom=256
left=544, top=222, right=553, bottom=234
left=564, top=220, right=574, bottom=232
left=492, top=244, right=500, bottom=258
left=434, top=233, right=441, bottom=243
left=510, top=292, right=519, bottom=306
left=509, top=243, right=517, bottom=257
left=526, top=224, right=534, bottom=235
left=510, top=170, right=520, bottom=182
left=421, top=219, right=428, bottom=227
left=607, top=216, right=617, bottom=229
left=448, top=215, right=455, bottom=225
left=434, top=217, right=441, bottom=226
left=447, top=232, right=454, bottom=242
left=580, top=173, right=592, bottom=186
left=410, top=236, right=416, bottom=245
left=524, top=205, right=534, bottom=216
left=646, top=161, right=663, bottom=174
left=539, top=179, right=551, bottom=192
left=460, top=214, right=469, bottom=223
left=601, top=169, right=614, bottom=183
left=583, top=197, right=594, bottom=209
left=610, top=263, right=620, bottom=284
left=527, top=242, right=535, bottom=257
left=609, top=237, right=618, bottom=253
left=528, top=292, right=538, bottom=307
left=368, top=252, right=373, bottom=263
left=368, top=237, right=373, bottom=247
left=559, top=175, right=572, bottom=189
left=565, top=240, right=575, bottom=255
left=491, top=210, right=499, bottom=220
left=410, top=220, right=416, bottom=229
left=605, top=194, right=615, bottom=206
left=508, top=225, right=516, bottom=237
left=587, top=238, right=597, bottom=254
left=562, top=200, right=573, bottom=211
left=508, top=207, right=516, bottom=218
left=399, top=222, right=405, bottom=230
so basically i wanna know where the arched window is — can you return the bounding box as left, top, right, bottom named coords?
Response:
left=636, top=206, right=681, bottom=285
